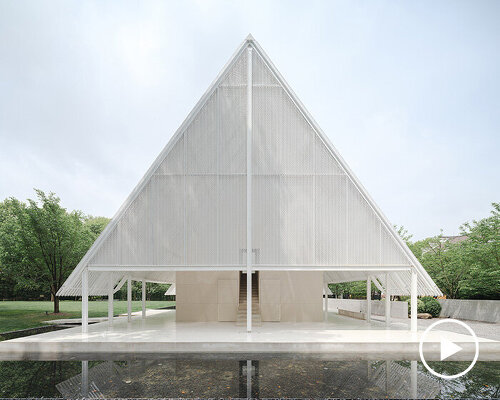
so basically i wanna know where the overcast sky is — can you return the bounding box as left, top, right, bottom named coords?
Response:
left=0, top=0, right=498, bottom=239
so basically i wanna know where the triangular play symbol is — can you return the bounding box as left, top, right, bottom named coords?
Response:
left=440, top=338, right=462, bottom=361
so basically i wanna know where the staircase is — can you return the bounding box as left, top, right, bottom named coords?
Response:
left=236, top=272, right=261, bottom=326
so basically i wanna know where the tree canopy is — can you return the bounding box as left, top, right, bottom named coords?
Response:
left=0, top=190, right=109, bottom=312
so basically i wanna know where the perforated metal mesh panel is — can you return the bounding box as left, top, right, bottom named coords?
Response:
left=58, top=38, right=441, bottom=297
left=89, top=49, right=248, bottom=269
left=251, top=50, right=412, bottom=268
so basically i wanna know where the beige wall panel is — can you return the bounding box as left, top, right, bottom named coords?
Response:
left=218, top=303, right=238, bottom=321
left=261, top=303, right=280, bottom=321
left=259, top=271, right=282, bottom=280
left=176, top=271, right=238, bottom=322
left=176, top=283, right=218, bottom=304
left=260, top=271, right=323, bottom=322
left=176, top=303, right=217, bottom=322
left=294, top=302, right=324, bottom=322
left=280, top=303, right=296, bottom=322
left=176, top=271, right=237, bottom=285
left=260, top=279, right=281, bottom=304
left=176, top=271, right=199, bottom=285
left=174, top=284, right=191, bottom=304
left=286, top=271, right=323, bottom=303
left=217, top=279, right=238, bottom=304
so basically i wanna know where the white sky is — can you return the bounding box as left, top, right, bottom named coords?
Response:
left=0, top=0, right=499, bottom=239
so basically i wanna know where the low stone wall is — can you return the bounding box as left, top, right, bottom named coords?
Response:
left=438, top=299, right=500, bottom=323
left=328, top=298, right=408, bottom=319
left=338, top=308, right=365, bottom=320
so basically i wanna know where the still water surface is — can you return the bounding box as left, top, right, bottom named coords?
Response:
left=0, top=357, right=498, bottom=399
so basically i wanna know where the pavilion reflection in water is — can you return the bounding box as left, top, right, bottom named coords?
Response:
left=56, top=358, right=441, bottom=399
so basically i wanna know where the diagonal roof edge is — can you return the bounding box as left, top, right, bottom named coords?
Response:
left=58, top=34, right=441, bottom=297
left=249, top=38, right=441, bottom=296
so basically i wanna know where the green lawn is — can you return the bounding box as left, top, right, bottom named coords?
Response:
left=0, top=300, right=175, bottom=334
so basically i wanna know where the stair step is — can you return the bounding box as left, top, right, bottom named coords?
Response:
left=237, top=273, right=262, bottom=326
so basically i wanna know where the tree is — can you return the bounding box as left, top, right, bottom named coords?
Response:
left=328, top=281, right=373, bottom=299
left=84, top=216, right=110, bottom=237
left=412, top=233, right=470, bottom=299
left=0, top=190, right=109, bottom=312
left=459, top=203, right=500, bottom=299
left=411, top=203, right=500, bottom=300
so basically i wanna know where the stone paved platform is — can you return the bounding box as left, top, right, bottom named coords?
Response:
left=0, top=309, right=498, bottom=361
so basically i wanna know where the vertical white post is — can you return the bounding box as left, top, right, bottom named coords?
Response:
left=323, top=283, right=328, bottom=321
left=410, top=360, right=417, bottom=399
left=82, top=268, right=88, bottom=334
left=385, top=273, right=390, bottom=327
left=127, top=276, right=132, bottom=323
left=325, top=285, right=329, bottom=315
left=108, top=276, right=113, bottom=325
left=142, top=280, right=146, bottom=319
left=366, top=276, right=371, bottom=322
left=411, top=270, right=418, bottom=332
left=246, top=44, right=253, bottom=333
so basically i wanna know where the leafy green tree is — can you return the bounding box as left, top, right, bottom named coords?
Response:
left=403, top=203, right=499, bottom=300
left=84, top=216, right=110, bottom=236
left=459, top=203, right=500, bottom=299
left=328, top=281, right=375, bottom=299
left=0, top=190, right=109, bottom=312
left=412, top=233, right=469, bottom=299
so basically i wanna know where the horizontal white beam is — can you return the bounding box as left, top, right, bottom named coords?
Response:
left=88, top=264, right=411, bottom=272
left=256, top=265, right=411, bottom=271
left=153, top=172, right=346, bottom=177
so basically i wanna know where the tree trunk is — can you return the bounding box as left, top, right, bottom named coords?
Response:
left=53, top=295, right=60, bottom=313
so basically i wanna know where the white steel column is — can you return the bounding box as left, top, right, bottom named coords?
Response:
left=385, top=273, right=390, bottom=327
left=141, top=280, right=146, bottom=319
left=411, top=270, right=418, bottom=332
left=82, top=268, right=88, bottom=333
left=108, top=276, right=113, bottom=325
left=366, top=276, right=371, bottom=322
left=246, top=45, right=253, bottom=333
left=127, top=276, right=132, bottom=323
left=323, top=283, right=328, bottom=321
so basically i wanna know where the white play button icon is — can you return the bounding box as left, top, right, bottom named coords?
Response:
left=440, top=338, right=462, bottom=361
left=419, top=319, right=479, bottom=380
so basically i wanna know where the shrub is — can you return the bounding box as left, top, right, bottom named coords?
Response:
left=407, top=298, right=425, bottom=315
left=421, top=296, right=442, bottom=317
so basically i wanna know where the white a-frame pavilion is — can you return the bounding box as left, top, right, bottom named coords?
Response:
left=58, top=35, right=441, bottom=333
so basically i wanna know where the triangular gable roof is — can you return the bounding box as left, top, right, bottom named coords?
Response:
left=58, top=35, right=441, bottom=297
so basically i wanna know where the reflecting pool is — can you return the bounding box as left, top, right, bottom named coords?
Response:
left=0, top=357, right=498, bottom=399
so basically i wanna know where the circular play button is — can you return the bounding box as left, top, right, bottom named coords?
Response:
left=418, top=319, right=479, bottom=380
